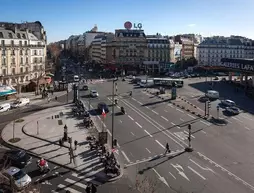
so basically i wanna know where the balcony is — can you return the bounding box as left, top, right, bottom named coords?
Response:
left=10, top=63, right=16, bottom=67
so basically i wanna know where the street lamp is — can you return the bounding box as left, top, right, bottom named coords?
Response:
left=111, top=77, right=118, bottom=149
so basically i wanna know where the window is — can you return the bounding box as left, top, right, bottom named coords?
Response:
left=20, top=67, right=23, bottom=73
left=19, top=41, right=22, bottom=46
left=12, top=58, right=15, bottom=64
left=34, top=65, right=37, bottom=70
left=11, top=40, right=14, bottom=46
left=34, top=50, right=37, bottom=55
left=25, top=49, right=28, bottom=55
left=1, top=40, right=4, bottom=46
left=11, top=50, right=15, bottom=55
left=26, top=76, right=28, bottom=81
left=8, top=33, right=13, bottom=38
left=17, top=33, right=21, bottom=39
left=22, top=34, right=26, bottom=39
left=34, top=58, right=37, bottom=63
left=39, top=58, right=42, bottom=63
left=12, top=68, right=15, bottom=74
left=39, top=50, right=42, bottom=55
left=20, top=57, right=23, bottom=64
left=20, top=50, right=23, bottom=55
left=2, top=69, right=6, bottom=75
left=26, top=67, right=29, bottom=72
left=24, top=41, right=27, bottom=46
left=0, top=32, right=3, bottom=38
left=25, top=57, right=28, bottom=64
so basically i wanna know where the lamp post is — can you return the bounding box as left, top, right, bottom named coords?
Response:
left=64, top=124, right=68, bottom=141
left=111, top=77, right=117, bottom=149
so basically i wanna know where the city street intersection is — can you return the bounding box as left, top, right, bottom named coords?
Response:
left=79, top=78, right=254, bottom=193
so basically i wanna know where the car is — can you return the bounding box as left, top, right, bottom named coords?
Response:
left=225, top=106, right=240, bottom=115
left=0, top=103, right=11, bottom=113
left=2, top=167, right=31, bottom=191
left=90, top=90, right=99, bottom=97
left=221, top=99, right=236, bottom=107
left=214, top=76, right=219, bottom=80
left=206, top=90, right=219, bottom=99
left=97, top=102, right=109, bottom=114
left=82, top=85, right=88, bottom=90
left=11, top=98, right=30, bottom=108
left=198, top=96, right=209, bottom=102
left=4, top=150, right=32, bottom=168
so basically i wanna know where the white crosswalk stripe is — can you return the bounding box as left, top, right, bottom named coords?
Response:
left=58, top=184, right=82, bottom=193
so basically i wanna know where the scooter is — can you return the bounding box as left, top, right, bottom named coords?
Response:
left=36, top=161, right=50, bottom=173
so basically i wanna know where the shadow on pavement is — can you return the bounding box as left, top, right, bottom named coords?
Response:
left=189, top=81, right=254, bottom=115
left=138, top=151, right=186, bottom=174
left=141, top=99, right=171, bottom=107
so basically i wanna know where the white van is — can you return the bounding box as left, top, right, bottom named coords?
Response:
left=206, top=90, right=219, bottom=99
left=0, top=103, right=11, bottom=112
left=11, top=98, right=30, bottom=108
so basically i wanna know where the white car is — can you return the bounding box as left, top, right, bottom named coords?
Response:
left=2, top=167, right=32, bottom=190
left=206, top=90, right=219, bottom=99
left=11, top=98, right=30, bottom=108
left=221, top=99, right=236, bottom=107
left=90, top=90, right=99, bottom=97
left=226, top=106, right=240, bottom=115
left=0, top=103, right=11, bottom=112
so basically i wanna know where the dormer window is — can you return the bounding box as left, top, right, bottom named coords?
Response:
left=8, top=33, right=13, bottom=38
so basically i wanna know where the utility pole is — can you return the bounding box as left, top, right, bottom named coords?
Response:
left=111, top=78, right=117, bottom=149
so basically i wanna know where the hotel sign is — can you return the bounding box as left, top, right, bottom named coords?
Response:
left=220, top=62, right=254, bottom=72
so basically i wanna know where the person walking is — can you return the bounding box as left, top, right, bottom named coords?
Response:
left=74, top=140, right=78, bottom=150
left=165, top=143, right=171, bottom=155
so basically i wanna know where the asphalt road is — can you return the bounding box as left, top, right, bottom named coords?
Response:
left=79, top=78, right=254, bottom=193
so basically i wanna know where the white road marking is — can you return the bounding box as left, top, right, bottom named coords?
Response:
left=137, top=101, right=143, bottom=105
left=200, top=120, right=211, bottom=126
left=145, top=106, right=149, bottom=109
left=65, top=178, right=87, bottom=189
left=180, top=118, right=184, bottom=121
left=169, top=172, right=176, bottom=179
left=128, top=115, right=134, bottom=120
left=116, top=106, right=121, bottom=109
left=90, top=104, right=94, bottom=108
left=171, top=163, right=190, bottom=181
left=121, top=151, right=131, bottom=163
left=188, top=166, right=206, bottom=180
left=144, top=129, right=153, bottom=137
left=131, top=132, right=135, bottom=136
left=245, top=127, right=251, bottom=130
left=119, top=120, right=123, bottom=123
left=42, top=174, right=46, bottom=177
left=197, top=152, right=254, bottom=191
left=232, top=117, right=243, bottom=123
left=152, top=110, right=159, bottom=115
left=102, top=122, right=106, bottom=127
left=97, top=115, right=101, bottom=120
left=201, top=130, right=206, bottom=134
left=189, top=159, right=214, bottom=173
left=107, top=129, right=112, bottom=136
left=161, top=116, right=169, bottom=121
left=176, top=108, right=184, bottom=113
left=164, top=110, right=168, bottom=112
left=132, top=98, right=137, bottom=101
left=187, top=114, right=195, bottom=119
left=184, top=130, right=195, bottom=138
left=155, top=140, right=165, bottom=149
left=58, top=184, right=82, bottom=193
left=152, top=168, right=169, bottom=187
left=240, top=114, right=253, bottom=121
left=168, top=104, right=174, bottom=108
left=135, top=122, right=142, bottom=128
left=171, top=122, right=176, bottom=125
left=146, top=148, right=151, bottom=153
left=177, top=126, right=181, bottom=129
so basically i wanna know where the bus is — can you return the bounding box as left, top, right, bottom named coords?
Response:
left=153, top=78, right=184, bottom=88
left=73, top=75, right=79, bottom=82
left=139, top=79, right=154, bottom=87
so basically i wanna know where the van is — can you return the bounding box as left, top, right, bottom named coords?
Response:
left=0, top=103, right=11, bottom=112
left=206, top=90, right=219, bottom=99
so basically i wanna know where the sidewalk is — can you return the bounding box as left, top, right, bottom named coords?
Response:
left=0, top=90, right=68, bottom=105
left=1, top=103, right=120, bottom=181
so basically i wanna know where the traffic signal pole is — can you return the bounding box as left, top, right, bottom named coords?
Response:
left=185, top=124, right=193, bottom=152
left=111, top=80, right=115, bottom=149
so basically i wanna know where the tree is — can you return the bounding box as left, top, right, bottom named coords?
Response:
left=47, top=43, right=61, bottom=62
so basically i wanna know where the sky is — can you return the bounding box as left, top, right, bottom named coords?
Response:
left=1, top=0, right=254, bottom=43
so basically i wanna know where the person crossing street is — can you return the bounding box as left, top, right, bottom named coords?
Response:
left=164, top=142, right=171, bottom=155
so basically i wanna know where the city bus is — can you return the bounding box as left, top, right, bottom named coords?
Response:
left=153, top=78, right=184, bottom=88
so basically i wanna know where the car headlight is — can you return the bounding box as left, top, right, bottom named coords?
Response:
left=21, top=162, right=25, bottom=164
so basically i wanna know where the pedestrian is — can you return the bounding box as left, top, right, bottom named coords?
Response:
left=59, top=138, right=63, bottom=146
left=165, top=143, right=171, bottom=155
left=55, top=96, right=58, bottom=101
left=74, top=140, right=78, bottom=150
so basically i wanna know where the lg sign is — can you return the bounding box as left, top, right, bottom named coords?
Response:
left=124, top=21, right=142, bottom=30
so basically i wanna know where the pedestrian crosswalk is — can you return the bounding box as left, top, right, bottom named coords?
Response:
left=53, top=173, right=103, bottom=193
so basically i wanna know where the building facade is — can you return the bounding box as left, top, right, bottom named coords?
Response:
left=174, top=35, right=195, bottom=59
left=197, top=36, right=254, bottom=66
left=143, top=34, right=171, bottom=74
left=0, top=25, right=46, bottom=91
left=111, top=29, right=147, bottom=73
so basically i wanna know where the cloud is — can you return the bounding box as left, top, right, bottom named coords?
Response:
left=187, top=24, right=196, bottom=27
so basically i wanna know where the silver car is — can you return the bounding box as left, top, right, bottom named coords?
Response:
left=2, top=167, right=31, bottom=190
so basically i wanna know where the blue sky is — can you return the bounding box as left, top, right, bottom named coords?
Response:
left=1, top=0, right=254, bottom=43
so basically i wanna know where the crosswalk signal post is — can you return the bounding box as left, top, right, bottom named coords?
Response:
left=207, top=100, right=211, bottom=116
left=185, top=124, right=193, bottom=152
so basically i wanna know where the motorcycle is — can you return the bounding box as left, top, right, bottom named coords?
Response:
left=36, top=160, right=50, bottom=173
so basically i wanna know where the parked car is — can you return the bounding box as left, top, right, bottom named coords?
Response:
left=11, top=98, right=30, bottom=108
left=97, top=102, right=109, bottom=114
left=2, top=167, right=31, bottom=191
left=198, top=96, right=209, bottom=102
left=90, top=90, right=99, bottom=97
left=225, top=106, right=240, bottom=115
left=221, top=99, right=236, bottom=107
left=4, top=150, right=32, bottom=168
left=82, top=85, right=88, bottom=90
left=0, top=103, right=11, bottom=113
left=206, top=90, right=219, bottom=100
